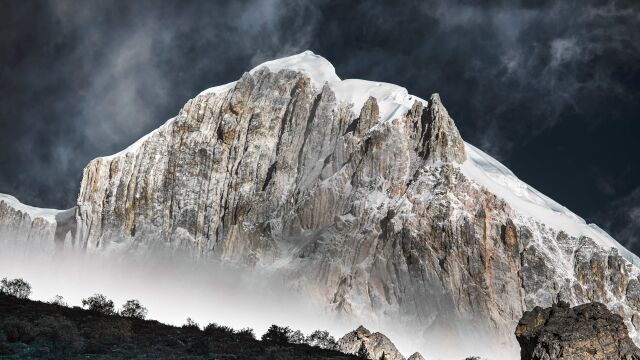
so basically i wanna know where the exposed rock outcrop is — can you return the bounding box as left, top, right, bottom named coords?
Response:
left=407, top=352, right=426, bottom=360
left=516, top=301, right=640, bottom=360
left=337, top=326, right=406, bottom=360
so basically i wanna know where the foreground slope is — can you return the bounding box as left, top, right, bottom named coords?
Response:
left=0, top=294, right=357, bottom=359
left=1, top=51, right=639, bottom=358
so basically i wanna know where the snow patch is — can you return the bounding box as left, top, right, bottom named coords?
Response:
left=250, top=50, right=428, bottom=122
left=460, top=142, right=640, bottom=265
left=197, top=81, right=237, bottom=96
left=100, top=117, right=176, bottom=160
left=0, top=193, right=72, bottom=224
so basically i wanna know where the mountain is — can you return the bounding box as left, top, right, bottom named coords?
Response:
left=1, top=51, right=639, bottom=358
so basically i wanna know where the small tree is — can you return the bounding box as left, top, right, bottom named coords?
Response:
left=307, top=329, right=337, bottom=350
left=203, top=322, right=235, bottom=337
left=183, top=317, right=199, bottom=329
left=288, top=329, right=306, bottom=344
left=120, top=299, right=148, bottom=319
left=236, top=327, right=256, bottom=340
left=49, top=295, right=68, bottom=307
left=0, top=277, right=32, bottom=299
left=261, top=324, right=291, bottom=345
left=357, top=341, right=371, bottom=360
left=81, top=293, right=115, bottom=315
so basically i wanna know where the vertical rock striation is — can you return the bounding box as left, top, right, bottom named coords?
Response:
left=0, top=195, right=74, bottom=255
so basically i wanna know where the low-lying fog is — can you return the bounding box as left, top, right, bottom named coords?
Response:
left=0, top=238, right=511, bottom=359
left=0, top=245, right=352, bottom=336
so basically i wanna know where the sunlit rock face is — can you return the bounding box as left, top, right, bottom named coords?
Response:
left=3, top=51, right=640, bottom=358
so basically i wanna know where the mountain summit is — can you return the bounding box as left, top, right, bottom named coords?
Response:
left=1, top=51, right=639, bottom=358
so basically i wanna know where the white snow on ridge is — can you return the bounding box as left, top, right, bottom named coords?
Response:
left=250, top=50, right=428, bottom=122
left=100, top=117, right=176, bottom=160
left=461, top=143, right=640, bottom=266
left=105, top=51, right=424, bottom=161
left=197, top=81, right=237, bottom=97
left=0, top=193, right=73, bottom=224
left=250, top=50, right=341, bottom=88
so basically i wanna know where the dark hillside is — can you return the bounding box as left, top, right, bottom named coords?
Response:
left=0, top=294, right=358, bottom=360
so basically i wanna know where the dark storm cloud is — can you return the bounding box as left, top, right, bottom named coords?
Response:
left=316, top=0, right=640, bottom=156
left=0, top=0, right=322, bottom=208
left=597, top=186, right=640, bottom=254
left=0, top=0, right=638, bottom=253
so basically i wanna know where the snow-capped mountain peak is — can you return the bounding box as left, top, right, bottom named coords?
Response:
left=2, top=51, right=639, bottom=358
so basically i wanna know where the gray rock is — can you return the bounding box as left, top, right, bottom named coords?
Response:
left=337, top=326, right=405, bottom=360
left=516, top=301, right=640, bottom=360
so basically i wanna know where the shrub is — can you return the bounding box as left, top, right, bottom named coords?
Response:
left=82, top=318, right=131, bottom=346
left=120, top=299, right=148, bottom=319
left=288, top=329, right=306, bottom=344
left=81, top=294, right=115, bottom=315
left=0, top=278, right=31, bottom=299
left=35, top=315, right=83, bottom=354
left=236, top=327, right=256, bottom=340
left=203, top=322, right=235, bottom=337
left=0, top=317, right=35, bottom=343
left=307, top=330, right=337, bottom=350
left=357, top=342, right=371, bottom=359
left=49, top=295, right=68, bottom=307
left=261, top=325, right=291, bottom=345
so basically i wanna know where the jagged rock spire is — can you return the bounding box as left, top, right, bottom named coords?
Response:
left=356, top=97, right=380, bottom=136
left=407, top=352, right=426, bottom=360
left=423, top=93, right=466, bottom=164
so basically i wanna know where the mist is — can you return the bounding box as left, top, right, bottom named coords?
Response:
left=0, top=236, right=512, bottom=359
left=0, top=244, right=351, bottom=342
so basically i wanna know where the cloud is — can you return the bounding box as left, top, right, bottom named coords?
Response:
left=597, top=187, right=640, bottom=254
left=0, top=0, right=321, bottom=208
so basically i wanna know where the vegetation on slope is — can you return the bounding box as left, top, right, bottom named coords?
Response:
left=0, top=277, right=358, bottom=360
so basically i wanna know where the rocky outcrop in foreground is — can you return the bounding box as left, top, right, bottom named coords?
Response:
left=516, top=301, right=640, bottom=360
left=337, top=326, right=408, bottom=360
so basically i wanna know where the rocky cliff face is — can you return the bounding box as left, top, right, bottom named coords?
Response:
left=0, top=194, right=73, bottom=256
left=516, top=301, right=640, bottom=360
left=2, top=51, right=640, bottom=358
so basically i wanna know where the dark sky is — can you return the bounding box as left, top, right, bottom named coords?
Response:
left=1, top=0, right=638, bottom=253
